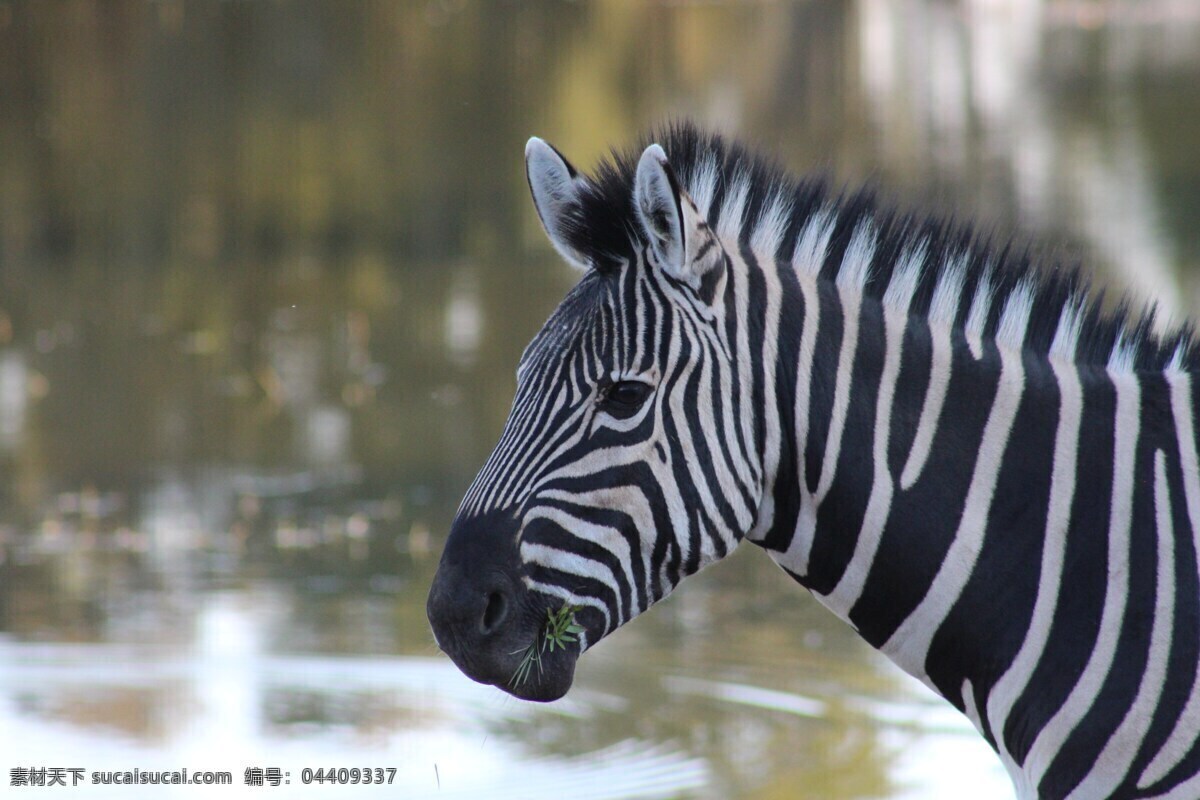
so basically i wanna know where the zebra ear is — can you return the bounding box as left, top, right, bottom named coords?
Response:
left=526, top=137, right=591, bottom=272
left=634, top=144, right=719, bottom=290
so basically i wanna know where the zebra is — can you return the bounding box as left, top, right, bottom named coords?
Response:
left=425, top=123, right=1200, bottom=799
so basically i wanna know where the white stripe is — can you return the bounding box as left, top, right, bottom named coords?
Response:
left=1145, top=774, right=1200, bottom=800
left=792, top=209, right=837, bottom=277
left=996, top=279, right=1036, bottom=350
left=928, top=253, right=967, bottom=327
left=750, top=192, right=792, bottom=258
left=1169, top=341, right=1189, bottom=373
left=1140, top=371, right=1200, bottom=787
left=1050, top=298, right=1085, bottom=362
left=963, top=678, right=985, bottom=739
left=716, top=171, right=750, bottom=243
left=732, top=249, right=762, bottom=489
left=1109, top=331, right=1140, bottom=373
left=836, top=221, right=876, bottom=292
left=805, top=231, right=881, bottom=515
left=882, top=343, right=1025, bottom=681
left=686, top=153, right=720, bottom=219
left=821, top=304, right=905, bottom=615
left=748, top=194, right=788, bottom=539
left=785, top=273, right=822, bottom=574
left=899, top=320, right=952, bottom=491
left=987, top=359, right=1082, bottom=781
left=708, top=249, right=760, bottom=519
left=814, top=289, right=861, bottom=504
left=777, top=212, right=837, bottom=574
left=882, top=239, right=926, bottom=312
left=626, top=260, right=645, bottom=376
left=964, top=268, right=994, bottom=360
left=1069, top=449, right=1175, bottom=799
left=900, top=255, right=967, bottom=490
left=1023, top=370, right=1141, bottom=788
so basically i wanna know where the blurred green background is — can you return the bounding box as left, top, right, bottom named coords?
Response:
left=1, top=1, right=1198, bottom=798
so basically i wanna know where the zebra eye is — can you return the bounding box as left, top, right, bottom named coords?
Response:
left=599, top=380, right=651, bottom=418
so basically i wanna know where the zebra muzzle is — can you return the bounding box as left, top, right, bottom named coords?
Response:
left=427, top=513, right=579, bottom=702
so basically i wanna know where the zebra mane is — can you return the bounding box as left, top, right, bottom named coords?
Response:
left=566, top=121, right=1196, bottom=372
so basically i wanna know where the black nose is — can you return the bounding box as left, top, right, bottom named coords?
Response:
left=427, top=564, right=516, bottom=646
left=426, top=511, right=526, bottom=686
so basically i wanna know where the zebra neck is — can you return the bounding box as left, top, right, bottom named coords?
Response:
left=751, top=265, right=1200, bottom=781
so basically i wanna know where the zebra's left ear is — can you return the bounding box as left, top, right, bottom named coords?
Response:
left=526, top=137, right=592, bottom=272
left=633, top=144, right=722, bottom=291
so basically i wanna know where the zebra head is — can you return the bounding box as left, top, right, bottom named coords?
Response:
left=427, top=135, right=761, bottom=701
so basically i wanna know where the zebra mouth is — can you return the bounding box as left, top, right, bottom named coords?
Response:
left=432, top=605, right=581, bottom=703
left=499, top=645, right=579, bottom=702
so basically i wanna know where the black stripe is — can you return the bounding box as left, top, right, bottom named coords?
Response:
left=1005, top=367, right=1116, bottom=766
left=850, top=333, right=1002, bottom=646
left=925, top=348, right=1056, bottom=737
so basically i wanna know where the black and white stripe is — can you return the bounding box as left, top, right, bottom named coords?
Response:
left=455, top=124, right=1200, bottom=799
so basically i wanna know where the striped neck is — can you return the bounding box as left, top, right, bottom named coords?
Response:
left=735, top=203, right=1200, bottom=796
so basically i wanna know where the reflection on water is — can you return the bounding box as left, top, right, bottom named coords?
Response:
left=2, top=1, right=1199, bottom=797
left=0, top=565, right=1005, bottom=799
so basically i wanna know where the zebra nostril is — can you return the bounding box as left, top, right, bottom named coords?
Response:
left=481, top=590, right=509, bottom=635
